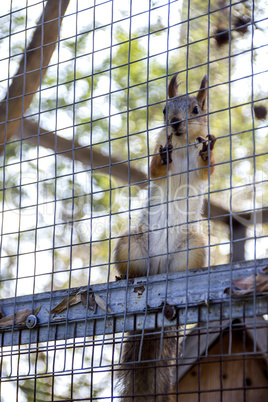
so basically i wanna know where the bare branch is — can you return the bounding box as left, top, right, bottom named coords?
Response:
left=16, top=119, right=146, bottom=185
left=17, top=119, right=268, bottom=230
left=0, top=0, right=70, bottom=148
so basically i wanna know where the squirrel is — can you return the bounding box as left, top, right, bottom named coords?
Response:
left=114, top=74, right=216, bottom=401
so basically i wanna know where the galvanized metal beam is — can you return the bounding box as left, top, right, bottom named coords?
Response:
left=0, top=258, right=267, bottom=348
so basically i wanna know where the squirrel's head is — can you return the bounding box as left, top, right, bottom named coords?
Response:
left=163, top=75, right=208, bottom=141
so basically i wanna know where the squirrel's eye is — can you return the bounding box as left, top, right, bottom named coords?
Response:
left=192, top=106, right=199, bottom=114
left=163, top=107, right=166, bottom=115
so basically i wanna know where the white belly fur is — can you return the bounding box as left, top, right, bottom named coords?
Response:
left=138, top=144, right=206, bottom=274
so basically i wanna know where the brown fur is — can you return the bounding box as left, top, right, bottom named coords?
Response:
left=117, top=328, right=178, bottom=402
left=115, top=228, right=207, bottom=278
left=150, top=144, right=170, bottom=179
left=114, top=228, right=149, bottom=278
left=198, top=150, right=216, bottom=180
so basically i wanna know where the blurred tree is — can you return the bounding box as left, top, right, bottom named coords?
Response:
left=0, top=0, right=267, bottom=400
left=0, top=0, right=267, bottom=296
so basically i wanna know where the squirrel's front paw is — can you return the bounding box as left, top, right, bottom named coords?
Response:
left=197, top=134, right=216, bottom=161
left=159, top=135, right=173, bottom=165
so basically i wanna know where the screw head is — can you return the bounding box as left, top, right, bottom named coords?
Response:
left=26, top=315, right=37, bottom=329
left=164, top=305, right=177, bottom=321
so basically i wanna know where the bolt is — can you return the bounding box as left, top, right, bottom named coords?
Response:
left=26, top=314, right=37, bottom=329
left=164, top=305, right=176, bottom=321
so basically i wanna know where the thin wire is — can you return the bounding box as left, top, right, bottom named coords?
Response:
left=62, top=0, right=79, bottom=372
left=0, top=0, right=13, bottom=279
left=205, top=0, right=212, bottom=357
left=158, top=0, right=172, bottom=363
left=181, top=0, right=191, bottom=358
left=250, top=0, right=257, bottom=354
left=9, top=0, right=28, bottom=377
left=28, top=0, right=43, bottom=376
left=227, top=0, right=233, bottom=356
left=118, top=0, right=133, bottom=366
left=82, top=0, right=96, bottom=371
left=138, top=0, right=152, bottom=364
left=99, top=0, right=114, bottom=367
left=46, top=0, right=62, bottom=374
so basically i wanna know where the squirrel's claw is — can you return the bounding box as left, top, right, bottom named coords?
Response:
left=206, top=134, right=217, bottom=150
left=198, top=134, right=216, bottom=161
left=196, top=136, right=205, bottom=143
left=159, top=136, right=173, bottom=165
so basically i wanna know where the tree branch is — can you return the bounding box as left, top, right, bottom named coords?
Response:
left=0, top=0, right=70, bottom=148
left=16, top=119, right=146, bottom=185
left=16, top=119, right=268, bottom=232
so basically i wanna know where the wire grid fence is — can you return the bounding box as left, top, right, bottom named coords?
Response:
left=0, top=0, right=267, bottom=400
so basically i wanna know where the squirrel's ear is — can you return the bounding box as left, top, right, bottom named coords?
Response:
left=196, top=75, right=207, bottom=111
left=168, top=74, right=179, bottom=98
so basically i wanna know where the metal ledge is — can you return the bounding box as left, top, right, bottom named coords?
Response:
left=0, top=258, right=267, bottom=348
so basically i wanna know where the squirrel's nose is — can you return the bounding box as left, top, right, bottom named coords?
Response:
left=170, top=117, right=183, bottom=132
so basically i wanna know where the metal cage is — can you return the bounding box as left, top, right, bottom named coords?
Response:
left=0, top=0, right=267, bottom=401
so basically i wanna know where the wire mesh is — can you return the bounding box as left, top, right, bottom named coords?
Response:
left=0, top=0, right=267, bottom=401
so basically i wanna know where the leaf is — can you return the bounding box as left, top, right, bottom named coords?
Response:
left=81, top=293, right=97, bottom=311
left=50, top=291, right=105, bottom=315
left=0, top=308, right=32, bottom=328
left=51, top=294, right=82, bottom=314
left=94, top=293, right=113, bottom=313
left=225, top=270, right=268, bottom=296
left=34, top=303, right=41, bottom=316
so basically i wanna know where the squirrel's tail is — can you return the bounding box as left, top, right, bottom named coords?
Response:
left=117, top=328, right=178, bottom=401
